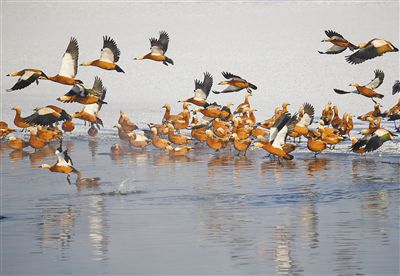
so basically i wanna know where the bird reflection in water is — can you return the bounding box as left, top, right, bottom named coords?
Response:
left=259, top=159, right=297, bottom=184
left=29, top=146, right=56, bottom=167
left=36, top=202, right=78, bottom=260
left=305, top=158, right=330, bottom=178
left=233, top=156, right=253, bottom=179
left=9, top=149, right=29, bottom=161
left=128, top=150, right=150, bottom=166
left=196, top=199, right=265, bottom=270
left=273, top=224, right=303, bottom=275
left=207, top=154, right=233, bottom=176
left=333, top=218, right=364, bottom=276
left=88, top=195, right=109, bottom=261
left=297, top=184, right=320, bottom=249
left=88, top=138, right=99, bottom=159
left=352, top=158, right=398, bottom=183
left=360, top=191, right=391, bottom=246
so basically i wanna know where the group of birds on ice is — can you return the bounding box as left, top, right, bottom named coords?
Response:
left=1, top=30, right=399, bottom=184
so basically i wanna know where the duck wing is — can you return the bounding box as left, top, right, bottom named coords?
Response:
left=366, top=69, right=384, bottom=90
left=100, top=36, right=121, bottom=63
left=59, top=37, right=79, bottom=78
left=194, top=72, right=213, bottom=100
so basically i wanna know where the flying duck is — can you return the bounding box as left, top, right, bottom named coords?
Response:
left=72, top=79, right=107, bottom=129
left=318, top=30, right=358, bottom=54
left=57, top=76, right=108, bottom=105
left=134, top=31, right=174, bottom=66
left=351, top=128, right=395, bottom=152
left=23, top=105, right=72, bottom=127
left=80, top=36, right=124, bottom=73
left=39, top=140, right=79, bottom=184
left=213, top=72, right=257, bottom=94
left=6, top=69, right=48, bottom=92
left=180, top=72, right=213, bottom=107
left=334, top=69, right=385, bottom=104
left=46, top=37, right=82, bottom=85
left=345, top=38, right=398, bottom=64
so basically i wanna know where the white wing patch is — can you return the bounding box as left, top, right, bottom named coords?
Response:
left=59, top=52, right=76, bottom=77
left=150, top=46, right=163, bottom=56
left=272, top=126, right=288, bottom=150
left=83, top=103, right=99, bottom=116
left=371, top=40, right=387, bottom=48
left=298, top=114, right=312, bottom=127
left=134, top=130, right=149, bottom=142
left=194, top=88, right=207, bottom=100
left=99, top=48, right=115, bottom=63
left=21, top=70, right=36, bottom=81
left=38, top=107, right=56, bottom=116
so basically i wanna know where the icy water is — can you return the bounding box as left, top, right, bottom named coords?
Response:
left=1, top=129, right=399, bottom=275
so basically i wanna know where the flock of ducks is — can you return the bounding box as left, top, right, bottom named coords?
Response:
left=1, top=30, right=399, bottom=184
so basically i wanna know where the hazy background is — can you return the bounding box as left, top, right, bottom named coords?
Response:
left=1, top=0, right=399, bottom=129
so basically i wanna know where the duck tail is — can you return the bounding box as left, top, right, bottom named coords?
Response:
left=333, top=88, right=351, bottom=95
left=163, top=57, right=174, bottom=66
left=115, top=65, right=125, bottom=73
left=376, top=93, right=384, bottom=99
left=284, top=154, right=294, bottom=160
left=248, top=83, right=257, bottom=90
left=348, top=43, right=359, bottom=51
left=393, top=45, right=399, bottom=52
left=96, top=117, right=104, bottom=127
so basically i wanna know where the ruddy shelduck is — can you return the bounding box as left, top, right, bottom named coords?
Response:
left=213, top=72, right=257, bottom=94
left=39, top=141, right=79, bottom=184
left=346, top=38, right=398, bottom=64
left=24, top=105, right=72, bottom=127
left=80, top=36, right=125, bottom=73
left=134, top=31, right=174, bottom=66
left=6, top=69, right=48, bottom=92
left=57, top=76, right=108, bottom=105
left=334, top=69, right=385, bottom=104
left=319, top=30, right=358, bottom=54
left=181, top=72, right=213, bottom=107
left=0, top=121, right=15, bottom=139
left=11, top=107, right=31, bottom=129
left=46, top=37, right=82, bottom=85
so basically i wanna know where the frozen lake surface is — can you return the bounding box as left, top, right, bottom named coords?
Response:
left=1, top=125, right=399, bottom=275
